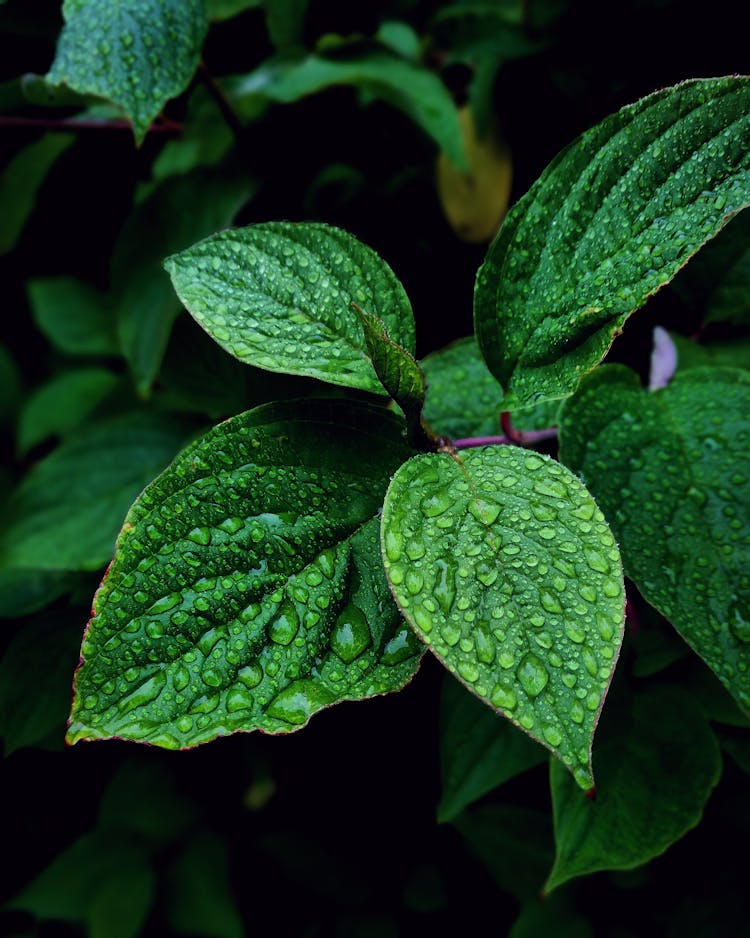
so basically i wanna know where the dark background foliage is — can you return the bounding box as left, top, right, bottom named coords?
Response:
left=1, top=1, right=749, bottom=935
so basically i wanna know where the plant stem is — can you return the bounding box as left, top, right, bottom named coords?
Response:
left=0, top=115, right=183, bottom=133
left=198, top=60, right=244, bottom=139
left=452, top=427, right=557, bottom=449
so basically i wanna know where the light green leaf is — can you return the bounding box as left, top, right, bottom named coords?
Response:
left=28, top=277, right=118, bottom=357
left=558, top=365, right=750, bottom=712
left=420, top=336, right=559, bottom=440
left=355, top=307, right=425, bottom=426
left=475, top=77, right=750, bottom=409
left=671, top=208, right=750, bottom=325
left=0, top=134, right=74, bottom=255
left=376, top=21, right=421, bottom=61
left=0, top=412, right=192, bottom=571
left=47, top=0, right=207, bottom=145
left=67, top=399, right=422, bottom=749
left=381, top=445, right=625, bottom=789
left=114, top=170, right=255, bottom=395
left=228, top=51, right=466, bottom=169
left=0, top=611, right=82, bottom=754
left=546, top=686, right=722, bottom=891
left=166, top=833, right=244, bottom=938
left=671, top=332, right=750, bottom=373
left=165, top=222, right=415, bottom=394
left=453, top=804, right=553, bottom=900
left=18, top=367, right=120, bottom=456
left=438, top=674, right=546, bottom=822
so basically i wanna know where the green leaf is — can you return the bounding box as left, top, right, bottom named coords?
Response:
left=355, top=306, right=425, bottom=425
left=18, top=367, right=120, bottom=456
left=0, top=568, right=77, bottom=618
left=546, top=686, right=722, bottom=891
left=558, top=365, right=750, bottom=712
left=453, top=804, right=554, bottom=900
left=438, top=674, right=546, bottom=822
left=0, top=134, right=74, bottom=255
left=151, top=86, right=234, bottom=181
left=166, top=832, right=244, bottom=938
left=67, top=399, right=422, bottom=749
left=47, top=0, right=207, bottom=145
left=28, top=276, right=118, bottom=357
left=165, top=222, right=416, bottom=395
left=381, top=445, right=625, bottom=789
left=114, top=170, right=255, bottom=395
left=376, top=21, right=421, bottom=61
left=475, top=77, right=750, bottom=409
left=0, top=412, right=192, bottom=571
left=228, top=51, right=466, bottom=169
left=671, top=332, right=750, bottom=373
left=206, top=0, right=261, bottom=20
left=263, top=0, right=308, bottom=51
left=510, top=893, right=593, bottom=938
left=671, top=207, right=750, bottom=326
left=0, top=611, right=82, bottom=754
left=420, top=336, right=559, bottom=440
left=88, top=862, right=156, bottom=938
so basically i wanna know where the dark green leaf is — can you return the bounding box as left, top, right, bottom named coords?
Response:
left=165, top=222, right=415, bottom=395
left=167, top=832, right=244, bottom=938
left=382, top=446, right=625, bottom=789
left=0, top=134, right=74, bottom=255
left=0, top=344, right=21, bottom=423
left=18, top=368, right=120, bottom=456
left=0, top=412, right=193, bottom=571
left=546, top=686, right=722, bottom=891
left=67, top=399, right=422, bottom=749
left=420, top=336, right=559, bottom=440
left=510, top=893, right=593, bottom=938
left=438, top=674, right=546, bottom=822
left=228, top=52, right=466, bottom=169
left=28, top=277, right=118, bottom=357
left=0, top=611, right=81, bottom=754
left=355, top=307, right=425, bottom=423
left=88, top=862, right=156, bottom=938
left=47, top=0, right=207, bottom=144
left=0, top=568, right=78, bottom=618
left=453, top=804, right=554, bottom=900
left=671, top=208, right=750, bottom=326
left=151, top=86, right=233, bottom=181
left=475, top=77, right=750, bottom=409
left=721, top=733, right=750, bottom=773
left=558, top=365, right=750, bottom=712
left=264, top=0, right=308, bottom=50
left=671, top=332, right=750, bottom=373
left=206, top=0, right=261, bottom=20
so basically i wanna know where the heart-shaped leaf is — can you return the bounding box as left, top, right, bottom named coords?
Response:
left=558, top=365, right=750, bottom=713
left=381, top=445, right=625, bottom=789
left=164, top=222, right=415, bottom=395
left=475, top=76, right=750, bottom=409
left=68, top=399, right=423, bottom=749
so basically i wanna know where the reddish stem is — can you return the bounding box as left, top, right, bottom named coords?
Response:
left=452, top=427, right=557, bottom=450
left=0, top=114, right=183, bottom=133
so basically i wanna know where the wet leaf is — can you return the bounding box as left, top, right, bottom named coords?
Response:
left=381, top=445, right=625, bottom=789
left=438, top=675, right=546, bottom=822
left=67, top=399, right=422, bottom=748
left=0, top=412, right=192, bottom=571
left=475, top=77, right=750, bottom=409
left=47, top=0, right=207, bottom=145
left=670, top=332, right=750, bottom=373
left=558, top=365, right=750, bottom=713
left=165, top=222, right=415, bottom=395
left=546, top=686, right=722, bottom=890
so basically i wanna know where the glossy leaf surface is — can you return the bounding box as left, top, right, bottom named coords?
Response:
left=559, top=366, right=750, bottom=712
left=68, top=399, right=422, bottom=748
left=547, top=686, right=722, bottom=890
left=47, top=0, right=207, bottom=144
left=381, top=446, right=625, bottom=789
left=438, top=675, right=546, bottom=822
left=165, top=222, right=415, bottom=394
left=0, top=413, right=191, bottom=571
left=475, top=77, right=750, bottom=409
left=356, top=307, right=425, bottom=422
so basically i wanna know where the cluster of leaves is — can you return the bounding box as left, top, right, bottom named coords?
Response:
left=2, top=2, right=750, bottom=936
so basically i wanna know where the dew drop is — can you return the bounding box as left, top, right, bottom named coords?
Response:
left=331, top=604, right=371, bottom=662
left=457, top=660, right=480, bottom=683
left=266, top=678, right=335, bottom=725
left=269, top=601, right=300, bottom=646
left=490, top=681, right=517, bottom=710
left=516, top=652, right=549, bottom=697
left=226, top=686, right=254, bottom=712
left=434, top=557, right=457, bottom=614
left=540, top=590, right=563, bottom=614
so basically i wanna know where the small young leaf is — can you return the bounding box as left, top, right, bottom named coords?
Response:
left=438, top=675, right=546, bottom=822
left=47, top=0, right=207, bottom=145
left=558, top=366, right=750, bottom=712
left=355, top=306, right=426, bottom=425
left=165, top=222, right=415, bottom=394
left=0, top=134, right=74, bottom=255
left=381, top=446, right=625, bottom=789
left=475, top=76, right=750, bottom=409
left=17, top=367, right=120, bottom=456
left=546, top=686, right=722, bottom=891
left=28, top=277, right=118, bottom=357
left=67, top=399, right=422, bottom=749
left=0, top=412, right=192, bottom=571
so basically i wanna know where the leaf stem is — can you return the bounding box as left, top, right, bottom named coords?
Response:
left=0, top=115, right=183, bottom=133
left=452, top=427, right=557, bottom=449
left=198, top=60, right=244, bottom=139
